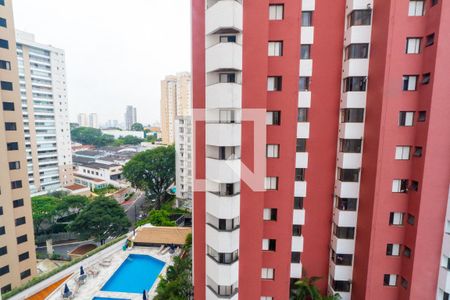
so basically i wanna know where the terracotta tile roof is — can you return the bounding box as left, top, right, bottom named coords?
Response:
left=64, top=184, right=88, bottom=191
left=131, top=226, right=192, bottom=245
left=26, top=274, right=72, bottom=300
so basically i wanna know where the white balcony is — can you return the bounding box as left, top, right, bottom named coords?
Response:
left=206, top=225, right=240, bottom=253
left=331, top=235, right=355, bottom=254
left=206, top=287, right=238, bottom=300
left=335, top=180, right=359, bottom=198
left=302, top=0, right=315, bottom=11
left=301, top=27, right=314, bottom=44
left=206, top=256, right=239, bottom=286
left=206, top=83, right=242, bottom=109
left=206, top=192, right=240, bottom=219
left=341, top=91, right=366, bottom=108
left=300, top=59, right=313, bottom=77
left=344, top=26, right=372, bottom=45
left=329, top=261, right=353, bottom=281
left=298, top=91, right=311, bottom=108
left=292, top=236, right=304, bottom=252
left=293, top=209, right=306, bottom=225
left=290, top=263, right=303, bottom=279
left=206, top=0, right=243, bottom=35
left=206, top=158, right=241, bottom=183
left=343, top=59, right=369, bottom=77
left=339, top=123, right=364, bottom=139
left=295, top=181, right=307, bottom=197
left=297, top=123, right=310, bottom=139
left=337, top=153, right=362, bottom=169
left=296, top=152, right=309, bottom=168
left=443, top=234, right=450, bottom=258
left=439, top=267, right=450, bottom=293
left=206, top=42, right=242, bottom=73
left=346, top=0, right=373, bottom=11
left=206, top=123, right=241, bottom=146
left=333, top=208, right=357, bottom=227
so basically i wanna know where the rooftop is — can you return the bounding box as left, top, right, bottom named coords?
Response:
left=74, top=174, right=106, bottom=183
left=77, top=161, right=121, bottom=170
left=130, top=225, right=192, bottom=246
left=73, top=150, right=105, bottom=157
left=64, top=184, right=89, bottom=191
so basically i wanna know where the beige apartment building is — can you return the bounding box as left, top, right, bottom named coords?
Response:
left=160, top=72, right=191, bottom=144
left=0, top=0, right=37, bottom=295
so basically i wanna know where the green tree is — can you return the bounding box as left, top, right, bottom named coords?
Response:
left=131, top=122, right=144, bottom=131
left=70, top=127, right=115, bottom=147
left=56, top=195, right=89, bottom=215
left=136, top=210, right=176, bottom=227
left=117, top=135, right=143, bottom=145
left=32, top=196, right=61, bottom=233
left=68, top=196, right=130, bottom=244
left=123, top=145, right=175, bottom=209
left=291, top=277, right=341, bottom=300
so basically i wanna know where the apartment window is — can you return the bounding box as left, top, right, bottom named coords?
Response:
left=0, top=265, right=10, bottom=276
left=296, top=138, right=307, bottom=152
left=345, top=43, right=369, bottom=59
left=13, top=199, right=24, bottom=208
left=330, top=278, right=351, bottom=292
left=294, top=197, right=304, bottom=209
left=426, top=33, right=435, bottom=47
left=386, top=244, right=400, bottom=256
left=268, top=41, right=283, bottom=56
left=0, top=0, right=4, bottom=6
left=8, top=161, right=21, bottom=170
left=408, top=0, right=424, bottom=16
left=266, top=144, right=280, bottom=158
left=219, top=73, right=236, bottom=83
left=414, top=146, right=423, bottom=157
left=406, top=38, right=421, bottom=54
left=395, top=146, right=411, bottom=160
left=265, top=177, right=278, bottom=190
left=301, top=11, right=313, bottom=26
left=293, top=225, right=302, bottom=236
left=407, top=214, right=415, bottom=225
left=261, top=297, right=273, bottom=300
left=384, top=274, right=397, bottom=286
left=263, top=208, right=277, bottom=221
left=1, top=285, right=11, bottom=294
left=422, top=73, right=431, bottom=84
left=410, top=180, right=419, bottom=191
left=0, top=39, right=9, bottom=49
left=266, top=111, right=281, bottom=125
left=17, top=234, right=28, bottom=244
left=262, top=239, right=276, bottom=251
left=220, top=35, right=236, bottom=43
left=0, top=81, right=12, bottom=91
left=403, top=75, right=418, bottom=91
left=334, top=225, right=355, bottom=239
left=300, top=44, right=311, bottom=59
left=392, top=179, right=408, bottom=193
left=0, top=226, right=4, bottom=235
left=336, top=197, right=357, bottom=211
left=267, top=76, right=282, bottom=91
left=18, top=251, right=29, bottom=262
left=269, top=4, right=284, bottom=20
left=11, top=180, right=22, bottom=189
left=207, top=246, right=238, bottom=264
left=344, top=77, right=367, bottom=92
left=0, top=207, right=2, bottom=215
left=298, top=108, right=309, bottom=122
left=2, top=101, right=14, bottom=111
left=295, top=168, right=306, bottom=181
left=389, top=212, right=404, bottom=226
left=299, top=77, right=310, bottom=91
left=444, top=292, right=450, bottom=300
left=219, top=110, right=236, bottom=123
left=261, top=268, right=275, bottom=280
left=20, top=269, right=31, bottom=280
left=401, top=277, right=409, bottom=289
left=5, top=122, right=16, bottom=131
left=418, top=111, right=427, bottom=122
left=15, top=217, right=26, bottom=226
left=0, top=246, right=6, bottom=256
left=348, top=10, right=371, bottom=26
left=0, top=17, right=6, bottom=27
left=331, top=250, right=353, bottom=266
left=340, top=139, right=362, bottom=153
left=291, top=252, right=301, bottom=263
left=0, top=60, right=11, bottom=70
left=341, top=108, right=364, bottom=122
left=338, top=168, right=359, bottom=182
left=399, top=111, right=414, bottom=126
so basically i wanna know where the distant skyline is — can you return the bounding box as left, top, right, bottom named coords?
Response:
left=12, top=0, right=191, bottom=125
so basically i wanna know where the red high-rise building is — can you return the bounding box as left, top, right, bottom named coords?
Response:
left=192, top=0, right=450, bottom=299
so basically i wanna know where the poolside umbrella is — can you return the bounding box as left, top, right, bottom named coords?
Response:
left=143, top=290, right=147, bottom=300
left=64, top=283, right=70, bottom=294
left=80, top=266, right=85, bottom=276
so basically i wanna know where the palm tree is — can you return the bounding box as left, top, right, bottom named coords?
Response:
left=290, top=277, right=342, bottom=300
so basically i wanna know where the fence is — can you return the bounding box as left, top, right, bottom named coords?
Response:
left=35, top=232, right=80, bottom=245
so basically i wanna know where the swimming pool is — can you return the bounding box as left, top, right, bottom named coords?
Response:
left=92, top=297, right=130, bottom=300
left=100, top=254, right=165, bottom=294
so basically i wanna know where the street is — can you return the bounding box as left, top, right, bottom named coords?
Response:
left=121, top=190, right=147, bottom=224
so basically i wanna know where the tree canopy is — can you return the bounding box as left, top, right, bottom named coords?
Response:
left=131, top=123, right=144, bottom=131
left=32, top=196, right=61, bottom=233
left=123, top=145, right=175, bottom=209
left=291, top=277, right=341, bottom=300
left=71, top=127, right=143, bottom=147
left=114, top=135, right=143, bottom=146
left=136, top=210, right=176, bottom=227
left=68, top=196, right=130, bottom=243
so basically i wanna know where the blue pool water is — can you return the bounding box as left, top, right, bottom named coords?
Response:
left=92, top=297, right=130, bottom=300
left=100, top=254, right=165, bottom=294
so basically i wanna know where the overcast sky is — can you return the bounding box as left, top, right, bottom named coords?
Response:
left=13, top=0, right=191, bottom=126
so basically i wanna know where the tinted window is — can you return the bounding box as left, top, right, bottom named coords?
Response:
left=1, top=81, right=13, bottom=91
left=7, top=142, right=18, bottom=150
left=2, top=101, right=14, bottom=111
left=0, top=39, right=8, bottom=49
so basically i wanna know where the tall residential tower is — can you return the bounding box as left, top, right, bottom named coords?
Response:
left=16, top=31, right=73, bottom=195
left=0, top=0, right=37, bottom=294
left=124, top=105, right=137, bottom=130
left=192, top=0, right=450, bottom=300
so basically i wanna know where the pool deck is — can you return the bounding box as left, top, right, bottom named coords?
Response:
left=47, top=247, right=173, bottom=300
